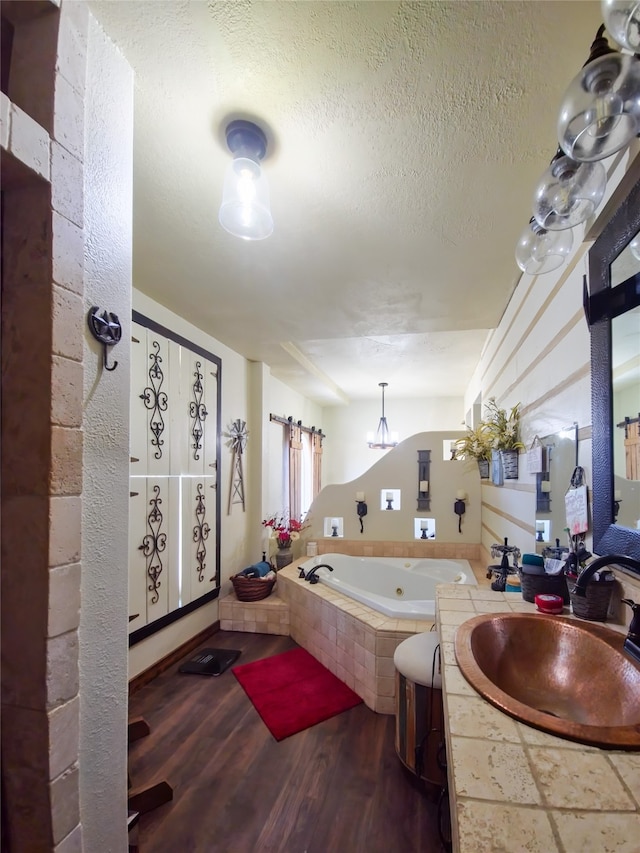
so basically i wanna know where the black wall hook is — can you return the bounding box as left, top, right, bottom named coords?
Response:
left=87, top=306, right=122, bottom=371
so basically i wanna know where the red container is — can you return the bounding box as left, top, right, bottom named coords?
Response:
left=535, top=593, right=564, bottom=615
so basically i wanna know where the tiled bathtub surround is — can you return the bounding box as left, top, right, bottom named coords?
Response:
left=436, top=586, right=640, bottom=853
left=312, top=538, right=481, bottom=560
left=277, top=561, right=437, bottom=714
left=219, top=592, right=290, bottom=636
left=221, top=547, right=488, bottom=714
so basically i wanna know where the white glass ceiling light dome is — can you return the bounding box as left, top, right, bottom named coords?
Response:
left=532, top=151, right=607, bottom=230
left=515, top=218, right=574, bottom=275
left=630, top=233, right=640, bottom=260
left=601, top=0, right=640, bottom=53
left=219, top=120, right=273, bottom=240
left=557, top=26, right=640, bottom=162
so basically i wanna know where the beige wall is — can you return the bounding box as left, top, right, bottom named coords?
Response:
left=128, top=292, right=324, bottom=675
left=307, top=430, right=480, bottom=544
left=321, top=394, right=466, bottom=485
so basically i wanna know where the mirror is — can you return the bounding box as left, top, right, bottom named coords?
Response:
left=612, top=302, right=640, bottom=529
left=534, top=424, right=579, bottom=554
left=588, top=172, right=640, bottom=563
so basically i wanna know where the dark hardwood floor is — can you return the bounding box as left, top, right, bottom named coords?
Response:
left=128, top=631, right=445, bottom=853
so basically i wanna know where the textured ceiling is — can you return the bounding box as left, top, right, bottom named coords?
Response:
left=90, top=0, right=604, bottom=405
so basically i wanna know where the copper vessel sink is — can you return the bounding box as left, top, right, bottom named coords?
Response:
left=455, top=613, right=640, bottom=750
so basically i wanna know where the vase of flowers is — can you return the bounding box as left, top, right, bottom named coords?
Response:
left=262, top=512, right=307, bottom=569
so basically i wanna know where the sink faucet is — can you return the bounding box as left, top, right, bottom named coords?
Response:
left=571, top=554, right=640, bottom=596
left=304, top=563, right=334, bottom=584
left=622, top=599, right=640, bottom=664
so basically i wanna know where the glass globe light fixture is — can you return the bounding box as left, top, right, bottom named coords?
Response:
left=557, top=26, right=640, bottom=162
left=601, top=0, right=640, bottom=53
left=532, top=151, right=607, bottom=230
left=515, top=218, right=574, bottom=275
left=630, top=233, right=640, bottom=261
left=219, top=120, right=274, bottom=241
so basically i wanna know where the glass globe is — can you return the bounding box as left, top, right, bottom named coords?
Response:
left=533, top=155, right=607, bottom=230
left=219, top=157, right=274, bottom=240
left=601, top=0, right=640, bottom=53
left=515, top=220, right=574, bottom=275
left=557, top=51, right=640, bottom=162
left=630, top=233, right=640, bottom=261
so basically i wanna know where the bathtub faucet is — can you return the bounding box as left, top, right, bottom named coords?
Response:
left=305, top=564, right=334, bottom=584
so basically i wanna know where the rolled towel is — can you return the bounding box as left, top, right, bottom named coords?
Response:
left=238, top=566, right=260, bottom=578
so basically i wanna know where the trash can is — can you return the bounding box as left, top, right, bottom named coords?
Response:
left=394, top=631, right=446, bottom=793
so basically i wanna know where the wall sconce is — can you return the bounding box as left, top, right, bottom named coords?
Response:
left=532, top=150, right=606, bottom=232
left=614, top=489, right=622, bottom=522
left=420, top=519, right=429, bottom=539
left=515, top=10, right=640, bottom=277
left=602, top=0, right=640, bottom=52
left=515, top=217, right=573, bottom=275
left=536, top=472, right=552, bottom=512
left=219, top=120, right=274, bottom=241
left=454, top=490, right=467, bottom=534
left=355, top=492, right=367, bottom=533
left=557, top=24, right=640, bottom=163
left=385, top=491, right=394, bottom=510
left=417, top=450, right=431, bottom=510
left=331, top=517, right=339, bottom=537
left=367, top=382, right=398, bottom=449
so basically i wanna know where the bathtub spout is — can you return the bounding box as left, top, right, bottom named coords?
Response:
left=305, top=564, right=334, bottom=584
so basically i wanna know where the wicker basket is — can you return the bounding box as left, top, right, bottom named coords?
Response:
left=569, top=578, right=615, bottom=622
left=519, top=570, right=570, bottom=604
left=231, top=574, right=276, bottom=602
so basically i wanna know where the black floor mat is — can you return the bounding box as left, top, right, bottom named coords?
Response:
left=178, top=648, right=242, bottom=676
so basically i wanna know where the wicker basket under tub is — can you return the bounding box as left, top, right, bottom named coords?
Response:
left=519, top=570, right=570, bottom=604
left=569, top=578, right=615, bottom=622
left=231, top=574, right=276, bottom=602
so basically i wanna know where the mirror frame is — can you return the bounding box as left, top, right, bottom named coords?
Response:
left=588, top=172, right=640, bottom=562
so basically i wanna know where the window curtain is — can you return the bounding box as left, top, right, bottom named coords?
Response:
left=288, top=421, right=302, bottom=520
left=311, top=430, right=323, bottom=500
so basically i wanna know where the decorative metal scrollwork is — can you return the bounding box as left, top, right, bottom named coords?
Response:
left=192, top=482, right=210, bottom=582
left=190, top=361, right=208, bottom=460
left=139, top=484, right=166, bottom=603
left=140, top=341, right=168, bottom=459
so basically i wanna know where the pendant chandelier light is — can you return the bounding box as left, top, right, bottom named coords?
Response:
left=557, top=24, right=640, bottom=163
left=367, top=382, right=398, bottom=449
left=219, top=120, right=274, bottom=241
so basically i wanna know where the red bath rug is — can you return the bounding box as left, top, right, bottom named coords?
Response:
left=232, top=647, right=363, bottom=741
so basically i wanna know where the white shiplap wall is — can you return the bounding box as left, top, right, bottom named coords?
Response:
left=464, top=149, right=639, bottom=560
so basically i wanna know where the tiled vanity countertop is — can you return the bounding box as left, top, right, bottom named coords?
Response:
left=436, top=585, right=640, bottom=853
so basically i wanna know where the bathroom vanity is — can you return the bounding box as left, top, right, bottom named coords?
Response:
left=436, top=585, right=640, bottom=852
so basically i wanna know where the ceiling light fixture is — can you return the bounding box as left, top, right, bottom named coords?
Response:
left=219, top=120, right=274, bottom=241
left=557, top=24, right=640, bottom=163
left=367, top=382, right=399, bottom=449
left=532, top=150, right=607, bottom=231
left=515, top=217, right=574, bottom=275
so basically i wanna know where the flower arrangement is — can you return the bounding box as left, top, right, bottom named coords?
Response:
left=262, top=512, right=307, bottom=550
